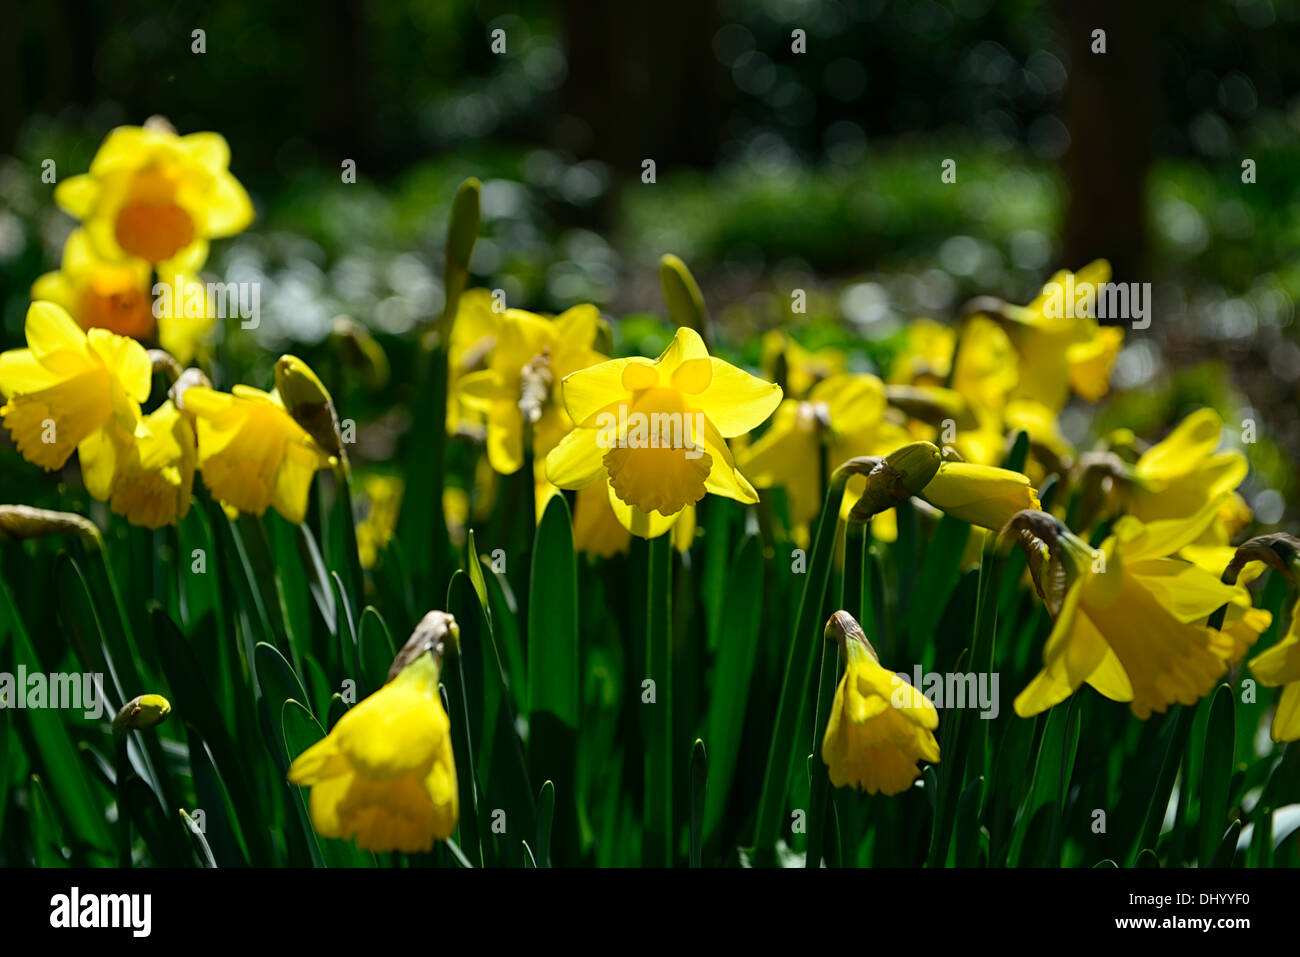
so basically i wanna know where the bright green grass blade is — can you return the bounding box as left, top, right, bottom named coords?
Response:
left=295, top=520, right=338, bottom=636
left=536, top=780, right=555, bottom=868
left=752, top=470, right=848, bottom=862
left=150, top=608, right=276, bottom=864
left=1007, top=697, right=1079, bottom=866
left=1131, top=706, right=1195, bottom=865
left=180, top=808, right=217, bottom=868
left=1209, top=819, right=1242, bottom=868
left=358, top=606, right=397, bottom=694
left=1197, top=684, right=1235, bottom=865
left=904, top=513, right=970, bottom=665
left=332, top=571, right=364, bottom=694
left=689, top=739, right=707, bottom=868
left=438, top=588, right=484, bottom=868
left=448, top=568, right=533, bottom=866
left=642, top=532, right=673, bottom=867
left=0, top=576, right=112, bottom=857
left=804, top=632, right=839, bottom=870
left=528, top=495, right=579, bottom=864
left=701, top=534, right=762, bottom=842
left=27, top=775, right=68, bottom=867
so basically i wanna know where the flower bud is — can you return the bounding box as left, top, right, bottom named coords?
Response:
left=113, top=694, right=172, bottom=733
left=275, top=354, right=344, bottom=459
left=0, top=505, right=101, bottom=548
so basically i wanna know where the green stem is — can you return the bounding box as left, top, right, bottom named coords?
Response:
left=804, top=635, right=840, bottom=868
left=644, top=533, right=674, bottom=866
left=752, top=470, right=848, bottom=861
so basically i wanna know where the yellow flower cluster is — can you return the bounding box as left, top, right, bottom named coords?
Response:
left=0, top=126, right=335, bottom=528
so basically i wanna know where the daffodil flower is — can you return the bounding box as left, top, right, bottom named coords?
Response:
left=545, top=327, right=782, bottom=538
left=445, top=288, right=503, bottom=436
left=738, top=373, right=911, bottom=529
left=30, top=229, right=213, bottom=363
left=1248, top=596, right=1300, bottom=742
left=55, top=125, right=253, bottom=273
left=0, top=301, right=149, bottom=498
left=288, top=614, right=459, bottom=852
left=760, top=330, right=845, bottom=399
left=822, top=611, right=940, bottom=795
left=887, top=318, right=957, bottom=387
left=1000, top=260, right=1124, bottom=411
left=356, top=474, right=403, bottom=569
left=1013, top=505, right=1244, bottom=719
left=183, top=384, right=335, bottom=524
left=456, top=305, right=605, bottom=475
left=1124, top=408, right=1247, bottom=525
left=918, top=460, right=1041, bottom=530
left=108, top=399, right=196, bottom=529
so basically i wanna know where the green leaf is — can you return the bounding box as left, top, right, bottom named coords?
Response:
left=0, top=576, right=112, bottom=857
left=641, top=533, right=673, bottom=867
left=180, top=809, right=217, bottom=868
left=528, top=496, right=579, bottom=863
left=358, top=606, right=397, bottom=695
left=150, top=608, right=276, bottom=864
left=689, top=739, right=707, bottom=868
left=1209, top=819, right=1242, bottom=868
left=752, top=469, right=849, bottom=861
left=1197, top=684, right=1235, bottom=865
left=528, top=497, right=579, bottom=726
left=659, top=254, right=710, bottom=348
left=536, top=780, right=555, bottom=868
left=702, top=534, right=762, bottom=841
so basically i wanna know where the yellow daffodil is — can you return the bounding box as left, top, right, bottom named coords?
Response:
left=950, top=316, right=1018, bottom=413
left=571, top=480, right=695, bottom=557
left=1248, top=597, right=1300, bottom=742
left=55, top=124, right=253, bottom=273
left=918, top=460, right=1041, bottom=531
left=546, top=327, right=782, bottom=538
left=1000, top=260, right=1124, bottom=411
left=0, top=301, right=149, bottom=498
left=888, top=318, right=955, bottom=386
left=1212, top=605, right=1272, bottom=671
left=445, top=288, right=503, bottom=436
left=184, top=384, right=334, bottom=524
left=108, top=399, right=196, bottom=529
left=1181, top=492, right=1261, bottom=585
left=1013, top=505, right=1243, bottom=719
left=455, top=304, right=604, bottom=475
left=738, top=373, right=910, bottom=529
left=822, top=610, right=939, bottom=795
left=356, top=475, right=403, bottom=568
left=30, top=229, right=213, bottom=363
left=761, top=330, right=845, bottom=399
left=288, top=613, right=459, bottom=852
left=1124, top=408, right=1247, bottom=525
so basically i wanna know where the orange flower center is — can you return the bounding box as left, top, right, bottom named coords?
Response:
left=114, top=165, right=195, bottom=263
left=79, top=271, right=156, bottom=340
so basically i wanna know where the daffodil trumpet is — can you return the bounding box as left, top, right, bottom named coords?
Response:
left=820, top=610, right=940, bottom=795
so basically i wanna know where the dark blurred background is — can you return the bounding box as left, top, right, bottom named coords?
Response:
left=1, top=0, right=1299, bottom=520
